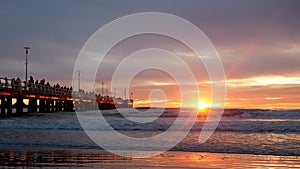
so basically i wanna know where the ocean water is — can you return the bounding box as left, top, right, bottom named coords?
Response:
left=0, top=108, right=299, bottom=156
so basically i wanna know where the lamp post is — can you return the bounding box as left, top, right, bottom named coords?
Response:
left=24, top=47, right=30, bottom=82
left=102, top=82, right=104, bottom=96
left=78, top=71, right=80, bottom=91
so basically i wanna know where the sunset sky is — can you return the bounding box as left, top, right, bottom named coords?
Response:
left=0, top=0, right=299, bottom=109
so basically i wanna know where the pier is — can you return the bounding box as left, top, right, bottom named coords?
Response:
left=0, top=77, right=74, bottom=116
left=0, top=77, right=133, bottom=117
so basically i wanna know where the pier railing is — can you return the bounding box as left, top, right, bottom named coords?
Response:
left=0, top=77, right=72, bottom=97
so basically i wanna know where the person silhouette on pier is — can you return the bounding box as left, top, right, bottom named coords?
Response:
left=4, top=77, right=8, bottom=88
left=55, top=83, right=60, bottom=88
left=40, top=79, right=45, bottom=85
left=39, top=79, right=45, bottom=91
left=35, top=80, right=39, bottom=91
left=29, top=76, right=34, bottom=89
left=29, top=76, right=34, bottom=83
left=11, top=78, right=15, bottom=89
left=16, top=77, right=21, bottom=89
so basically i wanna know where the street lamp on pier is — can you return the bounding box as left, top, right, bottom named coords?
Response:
left=24, top=46, right=30, bottom=82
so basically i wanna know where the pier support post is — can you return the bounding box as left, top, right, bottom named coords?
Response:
left=51, top=99, right=55, bottom=112
left=54, top=100, right=58, bottom=112
left=28, top=98, right=37, bottom=113
left=74, top=101, right=80, bottom=111
left=0, top=96, right=6, bottom=117
left=45, top=99, right=51, bottom=112
left=64, top=100, right=74, bottom=112
left=6, top=97, right=12, bottom=115
left=39, top=99, right=45, bottom=112
left=15, top=94, right=24, bottom=115
left=57, top=100, right=63, bottom=111
left=49, top=99, right=54, bottom=112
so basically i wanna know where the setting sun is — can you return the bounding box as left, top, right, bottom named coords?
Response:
left=197, top=101, right=210, bottom=110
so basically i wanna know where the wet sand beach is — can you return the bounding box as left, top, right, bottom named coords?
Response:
left=0, top=147, right=299, bottom=169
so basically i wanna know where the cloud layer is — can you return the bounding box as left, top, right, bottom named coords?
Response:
left=0, top=0, right=299, bottom=108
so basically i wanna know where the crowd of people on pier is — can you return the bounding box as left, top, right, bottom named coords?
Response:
left=0, top=76, right=72, bottom=96
left=1, top=76, right=133, bottom=105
